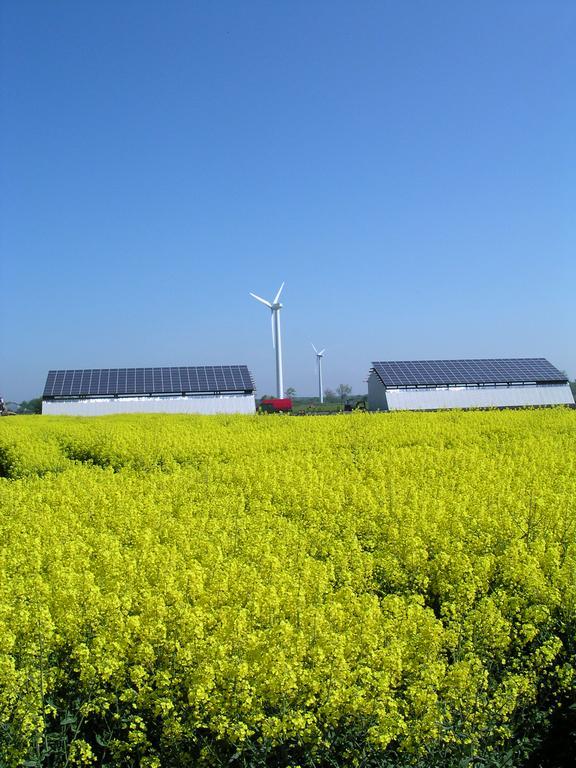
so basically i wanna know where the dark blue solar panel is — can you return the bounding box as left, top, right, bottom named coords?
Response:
left=44, top=371, right=57, bottom=397
left=372, top=358, right=567, bottom=388
left=43, top=365, right=255, bottom=398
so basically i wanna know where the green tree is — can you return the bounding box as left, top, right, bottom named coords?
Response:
left=285, top=387, right=296, bottom=399
left=18, top=398, right=42, bottom=414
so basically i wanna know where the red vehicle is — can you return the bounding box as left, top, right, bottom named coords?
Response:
left=259, top=398, right=292, bottom=413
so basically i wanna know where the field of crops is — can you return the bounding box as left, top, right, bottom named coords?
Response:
left=1, top=409, right=575, bottom=767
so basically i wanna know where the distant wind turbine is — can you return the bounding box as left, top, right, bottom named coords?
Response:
left=250, top=283, right=285, bottom=398
left=312, top=343, right=326, bottom=403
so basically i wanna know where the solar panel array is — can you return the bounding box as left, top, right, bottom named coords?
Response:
left=372, top=358, right=567, bottom=388
left=43, top=365, right=255, bottom=398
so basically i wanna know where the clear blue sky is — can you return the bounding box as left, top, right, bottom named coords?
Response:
left=1, top=1, right=574, bottom=401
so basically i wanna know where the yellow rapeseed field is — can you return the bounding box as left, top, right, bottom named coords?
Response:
left=0, top=409, right=575, bottom=767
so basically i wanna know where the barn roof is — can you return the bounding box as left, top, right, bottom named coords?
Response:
left=371, top=358, right=567, bottom=389
left=43, top=365, right=255, bottom=399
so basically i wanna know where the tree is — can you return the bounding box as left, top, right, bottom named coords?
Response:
left=18, top=398, right=42, bottom=414
left=324, top=388, right=337, bottom=402
left=336, top=384, right=352, bottom=403
left=285, top=387, right=296, bottom=399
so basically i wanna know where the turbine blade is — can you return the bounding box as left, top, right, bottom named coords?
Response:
left=319, top=349, right=325, bottom=356
left=273, top=282, right=285, bottom=304
left=250, top=292, right=272, bottom=308
left=311, top=343, right=318, bottom=354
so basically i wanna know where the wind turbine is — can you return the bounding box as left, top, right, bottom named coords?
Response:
left=312, top=343, right=326, bottom=403
left=250, top=282, right=285, bottom=398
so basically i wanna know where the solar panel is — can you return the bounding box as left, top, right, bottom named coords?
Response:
left=43, top=365, right=255, bottom=398
left=372, top=358, right=567, bottom=388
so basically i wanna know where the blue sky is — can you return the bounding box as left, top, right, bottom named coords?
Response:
left=1, top=1, right=574, bottom=401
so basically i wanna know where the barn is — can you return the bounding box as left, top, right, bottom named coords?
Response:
left=42, top=365, right=256, bottom=416
left=367, top=358, right=575, bottom=412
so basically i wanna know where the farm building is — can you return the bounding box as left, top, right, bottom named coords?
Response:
left=42, top=365, right=256, bottom=416
left=367, top=358, right=575, bottom=412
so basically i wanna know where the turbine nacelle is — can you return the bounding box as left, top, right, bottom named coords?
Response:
left=249, top=282, right=284, bottom=312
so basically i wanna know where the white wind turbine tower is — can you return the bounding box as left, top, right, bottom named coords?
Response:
left=250, top=282, right=285, bottom=398
left=312, top=343, right=326, bottom=403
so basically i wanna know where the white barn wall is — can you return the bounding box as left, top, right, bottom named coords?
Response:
left=43, top=394, right=256, bottom=416
left=382, top=384, right=574, bottom=412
